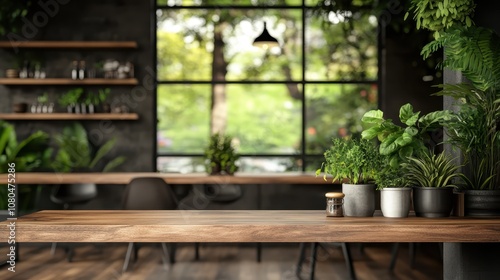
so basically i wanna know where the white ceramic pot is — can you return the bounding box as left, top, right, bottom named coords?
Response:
left=380, top=187, right=412, bottom=218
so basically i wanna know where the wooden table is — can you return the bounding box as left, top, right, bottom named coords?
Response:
left=3, top=210, right=500, bottom=278
left=4, top=210, right=500, bottom=243
left=0, top=172, right=333, bottom=185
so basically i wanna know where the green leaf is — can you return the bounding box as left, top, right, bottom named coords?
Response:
left=361, top=126, right=381, bottom=140
left=395, top=132, right=413, bottom=146
left=398, top=145, right=414, bottom=160
left=102, top=156, right=126, bottom=172
left=419, top=110, right=451, bottom=131
left=89, top=138, right=117, bottom=169
left=405, top=127, right=418, bottom=136
left=362, top=110, right=384, bottom=124
left=0, top=123, right=13, bottom=155
left=399, top=103, right=420, bottom=126
left=380, top=132, right=402, bottom=155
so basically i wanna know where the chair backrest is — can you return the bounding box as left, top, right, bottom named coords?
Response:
left=50, top=183, right=98, bottom=205
left=122, top=177, right=178, bottom=210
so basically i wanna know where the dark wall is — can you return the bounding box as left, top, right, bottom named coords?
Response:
left=381, top=13, right=443, bottom=122
left=0, top=0, right=154, bottom=173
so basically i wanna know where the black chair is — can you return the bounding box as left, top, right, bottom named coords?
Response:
left=50, top=183, right=98, bottom=261
left=121, top=177, right=199, bottom=273
left=296, top=242, right=356, bottom=280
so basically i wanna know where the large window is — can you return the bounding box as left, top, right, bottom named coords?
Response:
left=155, top=0, right=379, bottom=173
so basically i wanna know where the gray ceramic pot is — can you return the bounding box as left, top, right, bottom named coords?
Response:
left=380, top=188, right=412, bottom=218
left=413, top=186, right=454, bottom=217
left=342, top=183, right=376, bottom=217
left=464, top=190, right=500, bottom=216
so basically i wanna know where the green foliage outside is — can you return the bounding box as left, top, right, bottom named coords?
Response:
left=156, top=4, right=379, bottom=169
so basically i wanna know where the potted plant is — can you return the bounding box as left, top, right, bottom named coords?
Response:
left=58, top=88, right=84, bottom=114
left=0, top=121, right=52, bottom=212
left=98, top=88, right=111, bottom=113
left=375, top=167, right=411, bottom=218
left=361, top=103, right=451, bottom=169
left=408, top=0, right=500, bottom=215
left=317, top=137, right=382, bottom=217
left=404, top=150, right=461, bottom=218
left=361, top=104, right=452, bottom=217
left=52, top=122, right=126, bottom=172
left=204, top=133, right=239, bottom=175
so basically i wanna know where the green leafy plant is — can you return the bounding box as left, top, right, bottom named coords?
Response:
left=98, top=88, right=110, bottom=104
left=0, top=121, right=52, bottom=173
left=374, top=167, right=409, bottom=190
left=361, top=103, right=451, bottom=168
left=316, top=137, right=382, bottom=184
left=0, top=1, right=34, bottom=36
left=53, top=122, right=126, bottom=172
left=409, top=0, right=500, bottom=189
left=58, top=88, right=84, bottom=107
left=204, top=133, right=239, bottom=175
left=422, top=25, right=500, bottom=91
left=85, top=88, right=110, bottom=106
left=0, top=121, right=52, bottom=210
left=405, top=0, right=475, bottom=37
left=37, top=92, right=49, bottom=104
left=433, top=84, right=500, bottom=190
left=403, top=150, right=461, bottom=188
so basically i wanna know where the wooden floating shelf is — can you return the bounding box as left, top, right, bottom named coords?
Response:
left=0, top=78, right=138, bottom=85
left=0, top=113, right=139, bottom=120
left=0, top=41, right=138, bottom=49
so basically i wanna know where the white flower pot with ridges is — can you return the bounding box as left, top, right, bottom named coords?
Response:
left=380, top=188, right=412, bottom=218
left=342, top=183, right=376, bottom=217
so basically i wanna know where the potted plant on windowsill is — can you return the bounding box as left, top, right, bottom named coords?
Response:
left=204, top=133, right=239, bottom=175
left=316, top=137, right=382, bottom=217
left=403, top=150, right=462, bottom=218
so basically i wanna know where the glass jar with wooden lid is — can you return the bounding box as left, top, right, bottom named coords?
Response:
left=325, top=192, right=345, bottom=217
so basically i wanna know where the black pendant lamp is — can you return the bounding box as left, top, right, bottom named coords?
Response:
left=252, top=22, right=279, bottom=49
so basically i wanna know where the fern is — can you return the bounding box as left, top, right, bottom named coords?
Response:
left=422, top=26, right=500, bottom=91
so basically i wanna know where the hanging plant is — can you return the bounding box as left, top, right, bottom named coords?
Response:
left=405, top=0, right=475, bottom=37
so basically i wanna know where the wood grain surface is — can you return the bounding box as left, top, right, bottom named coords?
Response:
left=0, top=172, right=333, bottom=185
left=3, top=210, right=500, bottom=243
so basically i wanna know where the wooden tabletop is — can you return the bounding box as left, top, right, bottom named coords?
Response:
left=0, top=172, right=333, bottom=185
left=4, top=210, right=500, bottom=243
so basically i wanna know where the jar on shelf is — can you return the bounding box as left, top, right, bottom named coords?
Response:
left=325, top=192, right=344, bottom=217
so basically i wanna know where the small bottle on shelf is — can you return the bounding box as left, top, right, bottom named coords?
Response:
left=78, top=60, right=86, bottom=79
left=20, top=61, right=29, bottom=79
left=71, top=61, right=78, bottom=80
left=34, top=63, right=41, bottom=79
